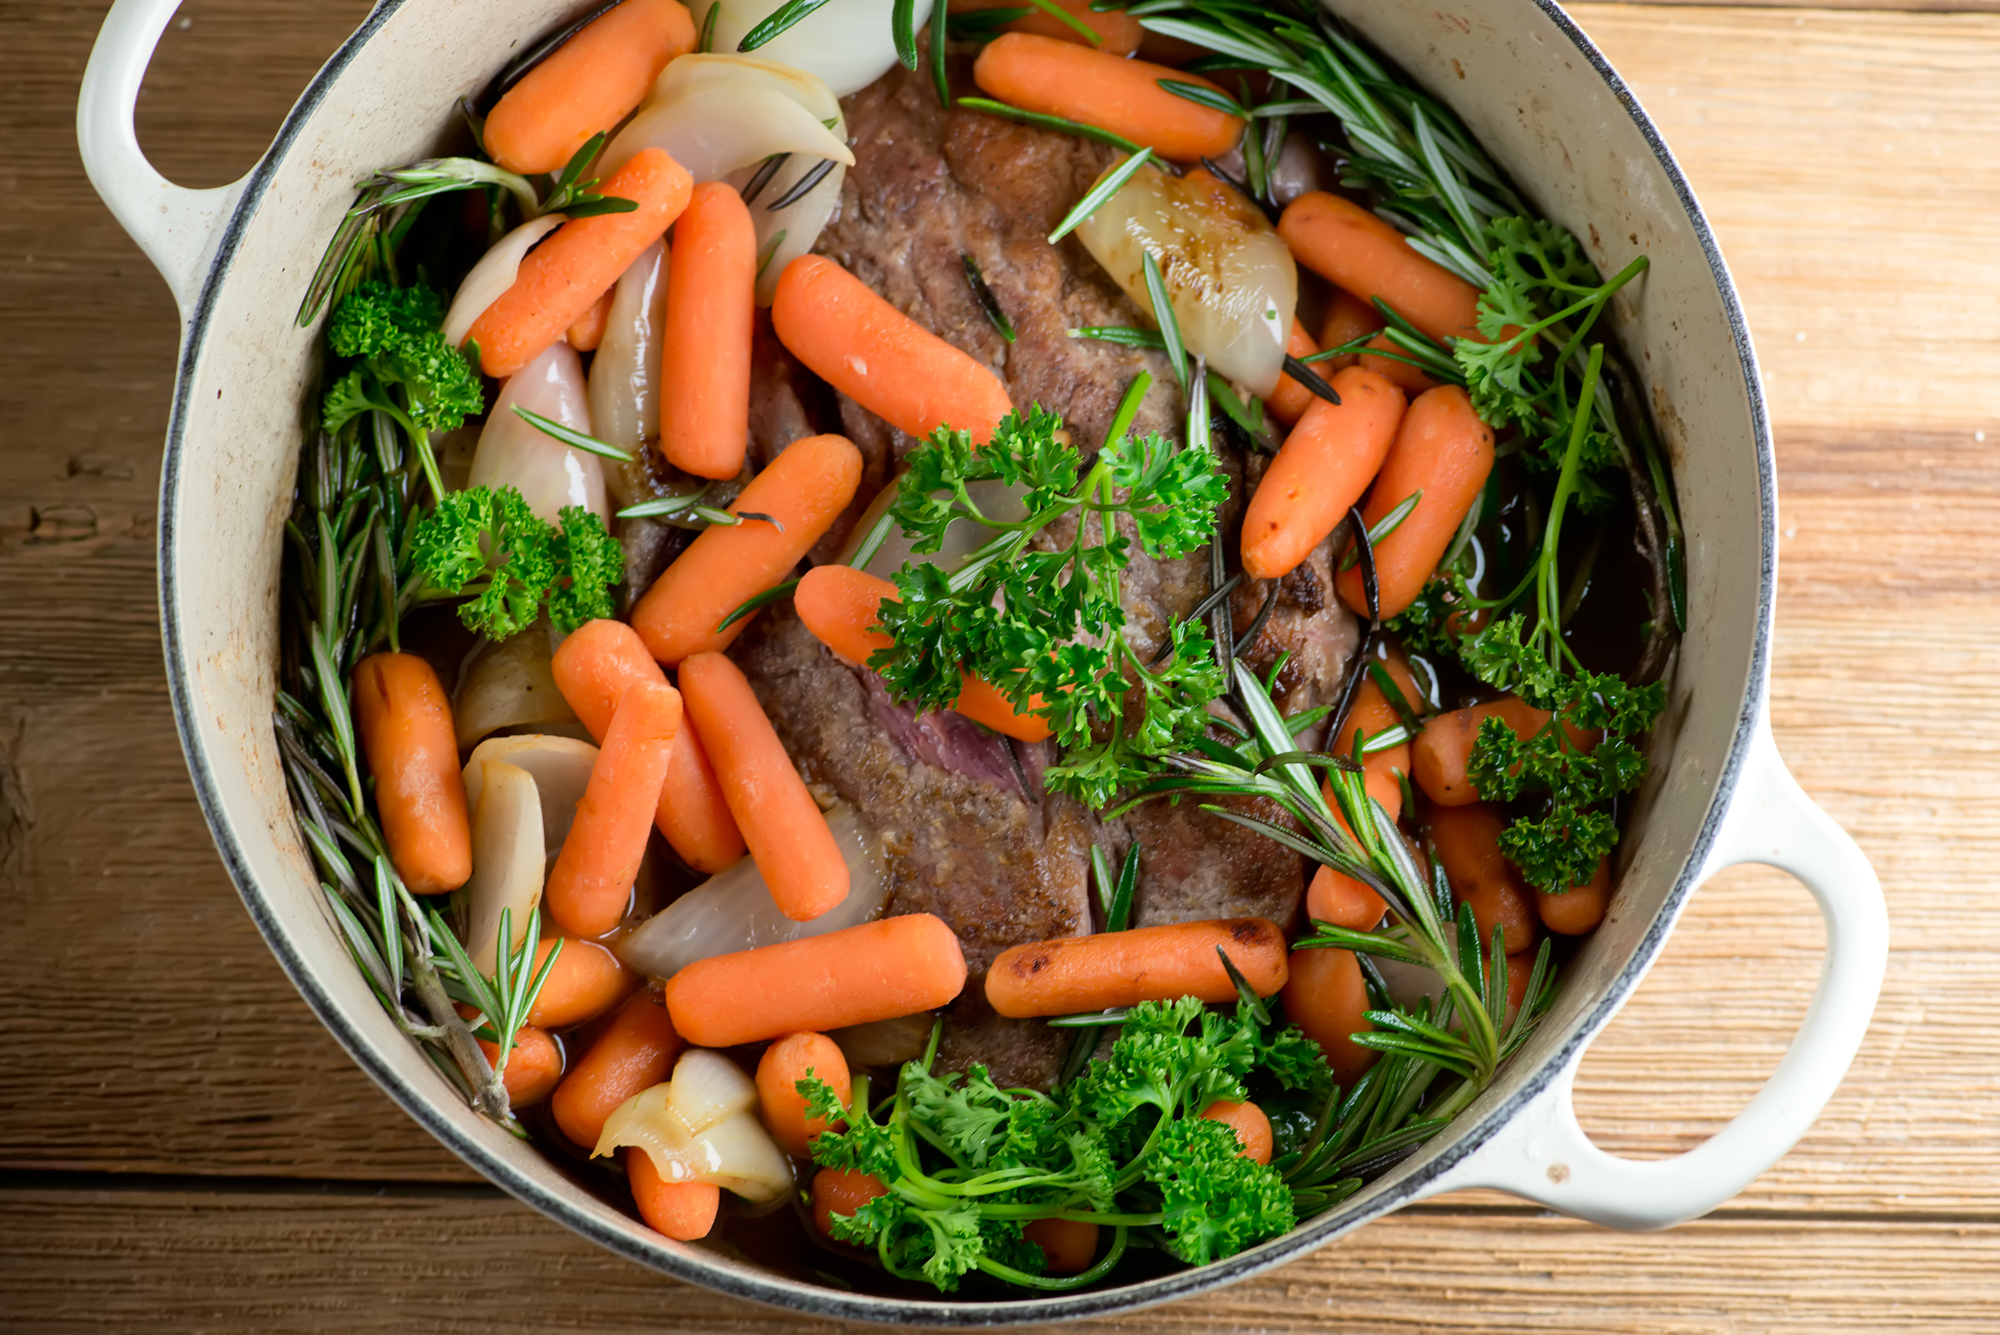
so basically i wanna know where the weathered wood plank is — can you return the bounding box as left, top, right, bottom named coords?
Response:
left=2, top=1184, right=1996, bottom=1333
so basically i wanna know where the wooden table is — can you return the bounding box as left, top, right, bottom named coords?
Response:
left=3, top=1, right=1995, bottom=1328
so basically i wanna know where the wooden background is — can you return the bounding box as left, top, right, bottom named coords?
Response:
left=3, top=0, right=1996, bottom=1329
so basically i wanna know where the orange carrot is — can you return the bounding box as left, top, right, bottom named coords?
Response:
left=526, top=936, right=635, bottom=1029
left=985, top=918, right=1288, bottom=1019
left=1429, top=802, right=1538, bottom=955
left=771, top=256, right=1013, bottom=447
left=664, top=914, right=969, bottom=1048
left=1412, top=695, right=1600, bottom=807
left=545, top=680, right=684, bottom=938
left=793, top=564, right=1053, bottom=743
left=1240, top=366, right=1406, bottom=582
left=812, top=1167, right=889, bottom=1241
left=951, top=0, right=1143, bottom=55
left=972, top=33, right=1242, bottom=161
left=481, top=1025, right=564, bottom=1106
left=1023, top=1217, right=1101, bottom=1274
left=631, top=433, right=863, bottom=664
left=755, top=1032, right=851, bottom=1158
left=1335, top=679, right=1411, bottom=800
left=1306, top=864, right=1387, bottom=931
left=1538, top=855, right=1612, bottom=935
left=567, top=287, right=614, bottom=352
left=1200, top=1098, right=1274, bottom=1165
left=1360, top=333, right=1443, bottom=396
left=549, top=619, right=747, bottom=872
left=1265, top=319, right=1324, bottom=425
left=351, top=653, right=472, bottom=894
left=1280, top=947, right=1375, bottom=1086
left=1317, top=287, right=1385, bottom=371
left=467, top=148, right=692, bottom=378
left=1279, top=192, right=1484, bottom=345
left=552, top=990, right=684, bottom=1149
left=484, top=0, right=697, bottom=176
left=1335, top=386, right=1496, bottom=620
left=628, top=1147, right=721, bottom=1241
left=660, top=181, right=756, bottom=479
left=679, top=651, right=848, bottom=923
left=1503, top=950, right=1534, bottom=1028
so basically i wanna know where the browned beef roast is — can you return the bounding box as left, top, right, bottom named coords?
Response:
left=688, top=66, right=1359, bottom=1087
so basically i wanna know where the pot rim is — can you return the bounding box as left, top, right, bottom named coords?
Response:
left=156, top=0, right=1774, bottom=1323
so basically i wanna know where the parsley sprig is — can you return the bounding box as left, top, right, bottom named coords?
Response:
left=800, top=992, right=1326, bottom=1289
left=321, top=281, right=484, bottom=500
left=412, top=485, right=624, bottom=640
left=869, top=399, right=1230, bottom=808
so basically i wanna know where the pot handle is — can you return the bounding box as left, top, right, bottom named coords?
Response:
left=1421, top=714, right=1886, bottom=1229
left=78, top=0, right=243, bottom=318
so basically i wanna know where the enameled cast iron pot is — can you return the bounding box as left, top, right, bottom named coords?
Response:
left=79, top=0, right=1889, bottom=1322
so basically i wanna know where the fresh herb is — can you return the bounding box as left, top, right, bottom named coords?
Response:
left=1020, top=0, right=1104, bottom=45
left=1140, top=245, right=1187, bottom=389
left=800, top=994, right=1326, bottom=1289
left=947, top=5, right=1033, bottom=39
left=1157, top=78, right=1249, bottom=120
left=698, top=0, right=721, bottom=51
left=930, top=0, right=951, bottom=105
left=768, top=157, right=840, bottom=211
left=511, top=404, right=635, bottom=463
left=892, top=0, right=920, bottom=66
left=869, top=405, right=1229, bottom=808
left=962, top=253, right=1018, bottom=343
left=1281, top=354, right=1340, bottom=407
left=739, top=0, right=831, bottom=51
left=957, top=97, right=1144, bottom=155
left=320, top=281, right=483, bottom=500
left=1048, top=148, right=1156, bottom=243
left=412, top=485, right=624, bottom=639
left=534, top=132, right=641, bottom=219
left=1068, top=325, right=1166, bottom=350
left=756, top=228, right=789, bottom=281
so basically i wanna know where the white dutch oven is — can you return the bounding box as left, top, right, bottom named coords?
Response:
left=80, top=0, right=1887, bottom=1321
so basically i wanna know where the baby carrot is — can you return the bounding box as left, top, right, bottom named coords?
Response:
left=551, top=990, right=683, bottom=1150
left=660, top=181, right=756, bottom=480
left=1280, top=946, right=1376, bottom=1086
left=1335, top=386, right=1496, bottom=620
left=526, top=935, right=635, bottom=1029
left=1412, top=695, right=1600, bottom=807
left=549, top=618, right=748, bottom=872
left=972, top=32, right=1242, bottom=161
left=794, top=565, right=1052, bottom=743
left=812, top=1167, right=889, bottom=1241
left=351, top=653, right=472, bottom=894
left=628, top=1147, right=721, bottom=1241
left=1200, top=1098, right=1273, bottom=1165
left=545, top=680, right=684, bottom=938
left=1024, top=1217, right=1102, bottom=1274
left=951, top=0, right=1143, bottom=55
left=1429, top=802, right=1538, bottom=955
left=484, top=0, right=697, bottom=176
left=771, top=256, right=1013, bottom=446
left=1361, top=333, right=1443, bottom=396
left=1265, top=319, right=1324, bottom=425
left=1307, top=864, right=1387, bottom=931
left=1335, top=679, right=1411, bottom=802
left=755, top=1032, right=851, bottom=1158
left=1279, top=192, right=1484, bottom=345
left=630, top=433, right=864, bottom=664
left=1539, top=855, right=1612, bottom=935
left=567, top=287, right=614, bottom=352
left=985, top=918, right=1288, bottom=1019
left=481, top=1025, right=564, bottom=1107
left=679, top=651, right=848, bottom=922
left=467, top=147, right=693, bottom=378
left=664, top=914, right=969, bottom=1048
left=1317, top=287, right=1385, bottom=371
left=1240, top=366, right=1406, bottom=582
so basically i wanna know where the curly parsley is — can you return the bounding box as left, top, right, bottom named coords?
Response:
left=412, top=485, right=623, bottom=640
left=320, top=280, right=483, bottom=499
left=800, top=996, right=1326, bottom=1289
left=869, top=402, right=1230, bottom=808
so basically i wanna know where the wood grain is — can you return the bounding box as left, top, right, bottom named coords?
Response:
left=2, top=1184, right=1995, bottom=1333
left=2, top=0, right=1999, bottom=1329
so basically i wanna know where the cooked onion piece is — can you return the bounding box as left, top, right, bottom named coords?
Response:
left=587, top=239, right=670, bottom=452
left=461, top=733, right=599, bottom=851
left=1076, top=162, right=1297, bottom=397
left=453, top=626, right=580, bottom=748
left=467, top=340, right=608, bottom=525
left=617, top=805, right=886, bottom=979
left=652, top=52, right=842, bottom=124
left=703, top=0, right=934, bottom=98
left=601, top=71, right=853, bottom=183
left=594, top=1049, right=793, bottom=1203
left=441, top=216, right=562, bottom=348
left=745, top=154, right=846, bottom=307
left=463, top=760, right=545, bottom=973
